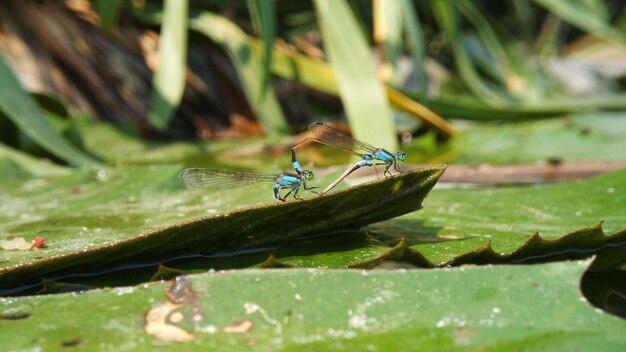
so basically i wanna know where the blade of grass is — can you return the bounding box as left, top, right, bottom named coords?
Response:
left=400, top=0, right=428, bottom=95
left=411, top=90, right=626, bottom=120
left=533, top=0, right=624, bottom=43
left=249, top=37, right=626, bottom=122
left=248, top=38, right=457, bottom=136
left=534, top=14, right=563, bottom=58
left=512, top=0, right=536, bottom=42
left=0, top=55, right=105, bottom=170
left=313, top=0, right=397, bottom=151
left=247, top=0, right=275, bottom=97
left=455, top=1, right=543, bottom=101
left=373, top=0, right=403, bottom=84
left=148, top=0, right=188, bottom=130
left=432, top=0, right=509, bottom=102
left=189, top=12, right=289, bottom=137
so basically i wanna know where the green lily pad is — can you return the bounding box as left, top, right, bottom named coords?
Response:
left=391, top=167, right=626, bottom=264
left=260, top=168, right=626, bottom=269
left=1, top=260, right=624, bottom=351
left=262, top=223, right=625, bottom=270
left=450, top=112, right=626, bottom=164
left=0, top=162, right=445, bottom=289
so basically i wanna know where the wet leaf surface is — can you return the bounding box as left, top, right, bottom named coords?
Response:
left=260, top=168, right=626, bottom=269
left=392, top=167, right=626, bottom=264
left=1, top=155, right=624, bottom=296
left=0, top=161, right=444, bottom=288
left=1, top=260, right=624, bottom=351
left=450, top=113, right=626, bottom=164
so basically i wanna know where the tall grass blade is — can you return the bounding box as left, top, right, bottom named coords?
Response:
left=534, top=0, right=624, bottom=42
left=148, top=0, right=188, bottom=130
left=313, top=0, right=397, bottom=151
left=432, top=0, right=509, bottom=102
left=248, top=38, right=457, bottom=136
left=247, top=0, right=276, bottom=97
left=512, top=0, right=536, bottom=42
left=0, top=55, right=105, bottom=169
left=534, top=15, right=563, bottom=58
left=400, top=0, right=428, bottom=95
left=456, top=1, right=541, bottom=101
left=373, top=0, right=403, bottom=85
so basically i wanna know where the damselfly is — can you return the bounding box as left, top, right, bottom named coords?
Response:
left=179, top=168, right=317, bottom=202
left=293, top=121, right=406, bottom=193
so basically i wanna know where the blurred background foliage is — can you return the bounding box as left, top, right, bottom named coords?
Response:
left=0, top=0, right=625, bottom=170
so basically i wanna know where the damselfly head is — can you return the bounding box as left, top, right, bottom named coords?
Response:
left=396, top=151, right=407, bottom=161
left=302, top=170, right=315, bottom=180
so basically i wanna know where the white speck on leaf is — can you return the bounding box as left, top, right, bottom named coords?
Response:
left=243, top=302, right=282, bottom=333
left=436, top=315, right=467, bottom=328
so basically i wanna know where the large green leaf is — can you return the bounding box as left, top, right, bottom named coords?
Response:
left=1, top=260, right=624, bottom=351
left=2, top=154, right=624, bottom=292
left=0, top=55, right=104, bottom=170
left=313, top=0, right=398, bottom=151
left=260, top=166, right=626, bottom=269
left=148, top=0, right=189, bottom=130
left=450, top=113, right=626, bottom=164
left=0, top=163, right=444, bottom=288
left=1, top=115, right=624, bottom=291
left=375, top=167, right=626, bottom=265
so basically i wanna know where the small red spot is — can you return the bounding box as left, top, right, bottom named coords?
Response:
left=70, top=186, right=80, bottom=193
left=33, top=236, right=45, bottom=249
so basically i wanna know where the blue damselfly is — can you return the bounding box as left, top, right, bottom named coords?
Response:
left=293, top=122, right=406, bottom=193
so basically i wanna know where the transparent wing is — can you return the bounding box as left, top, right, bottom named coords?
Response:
left=309, top=122, right=379, bottom=156
left=179, top=168, right=277, bottom=189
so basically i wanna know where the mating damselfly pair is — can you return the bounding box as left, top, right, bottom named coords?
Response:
left=179, top=122, right=407, bottom=201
